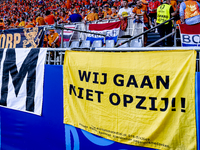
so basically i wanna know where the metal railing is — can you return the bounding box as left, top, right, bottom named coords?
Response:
left=45, top=47, right=200, bottom=72
left=45, top=17, right=144, bottom=47
left=115, top=17, right=175, bottom=47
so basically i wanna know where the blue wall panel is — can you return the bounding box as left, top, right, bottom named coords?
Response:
left=0, top=65, right=65, bottom=150
left=1, top=65, right=199, bottom=150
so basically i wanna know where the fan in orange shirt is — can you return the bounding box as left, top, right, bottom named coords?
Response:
left=97, top=0, right=103, bottom=6
left=170, top=0, right=177, bottom=11
left=102, top=4, right=112, bottom=19
left=9, top=18, right=16, bottom=28
left=85, top=7, right=99, bottom=21
left=47, top=30, right=60, bottom=48
left=132, top=0, right=149, bottom=46
left=113, top=0, right=121, bottom=7
left=66, top=0, right=72, bottom=9
left=44, top=10, right=55, bottom=25
left=36, top=12, right=45, bottom=26
left=58, top=11, right=69, bottom=24
left=25, top=23, right=34, bottom=28
left=0, top=19, right=5, bottom=30
left=84, top=0, right=90, bottom=8
left=110, top=6, right=119, bottom=19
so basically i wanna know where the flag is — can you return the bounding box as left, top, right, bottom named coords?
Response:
left=179, top=24, right=200, bottom=47
left=56, top=25, right=76, bottom=42
left=86, top=21, right=121, bottom=44
left=0, top=48, right=47, bottom=115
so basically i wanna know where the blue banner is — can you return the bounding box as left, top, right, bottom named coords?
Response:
left=0, top=65, right=199, bottom=150
left=0, top=27, right=44, bottom=48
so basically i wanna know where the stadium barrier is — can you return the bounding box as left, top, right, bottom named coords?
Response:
left=45, top=47, right=200, bottom=72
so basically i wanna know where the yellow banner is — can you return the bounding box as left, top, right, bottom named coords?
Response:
left=63, top=50, right=197, bottom=150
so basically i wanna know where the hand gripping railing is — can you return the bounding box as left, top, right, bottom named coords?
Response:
left=114, top=17, right=175, bottom=48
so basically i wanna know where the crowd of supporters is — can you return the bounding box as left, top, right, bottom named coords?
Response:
left=0, top=0, right=180, bottom=30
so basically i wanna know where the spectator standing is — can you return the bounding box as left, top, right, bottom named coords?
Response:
left=68, top=9, right=83, bottom=22
left=148, top=0, right=160, bottom=32
left=179, top=0, right=200, bottom=25
left=118, top=0, right=133, bottom=30
left=156, top=0, right=178, bottom=46
left=118, top=0, right=133, bottom=19
left=110, top=6, right=119, bottom=19
left=44, top=10, right=55, bottom=25
left=170, top=0, right=177, bottom=11
left=85, top=7, right=99, bottom=21
left=103, top=4, right=112, bottom=19
left=36, top=12, right=45, bottom=26
left=132, top=0, right=149, bottom=46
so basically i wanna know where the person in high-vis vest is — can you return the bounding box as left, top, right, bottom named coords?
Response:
left=179, top=0, right=200, bottom=25
left=156, top=0, right=178, bottom=46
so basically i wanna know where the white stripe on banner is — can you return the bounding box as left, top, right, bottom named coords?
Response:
left=181, top=34, right=200, bottom=46
left=0, top=48, right=47, bottom=115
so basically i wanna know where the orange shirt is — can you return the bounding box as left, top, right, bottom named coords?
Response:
left=48, top=32, right=60, bottom=47
left=97, top=1, right=103, bottom=6
left=0, top=22, right=4, bottom=29
left=113, top=1, right=121, bottom=7
left=141, top=0, right=148, bottom=4
left=170, top=0, right=177, bottom=11
left=66, top=0, right=71, bottom=9
left=44, top=14, right=55, bottom=25
left=84, top=0, right=90, bottom=5
left=184, top=1, right=200, bottom=19
left=110, top=12, right=118, bottom=19
left=36, top=16, right=45, bottom=26
left=132, top=5, right=148, bottom=23
left=103, top=8, right=112, bottom=18
left=10, top=23, right=15, bottom=28
left=86, top=12, right=99, bottom=21
left=25, top=24, right=34, bottom=28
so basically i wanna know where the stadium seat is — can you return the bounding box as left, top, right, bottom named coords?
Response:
left=80, top=40, right=91, bottom=48
left=63, top=41, right=70, bottom=48
left=130, top=38, right=142, bottom=47
left=105, top=40, right=115, bottom=48
left=116, top=39, right=129, bottom=48
left=92, top=40, right=103, bottom=48
left=70, top=41, right=80, bottom=48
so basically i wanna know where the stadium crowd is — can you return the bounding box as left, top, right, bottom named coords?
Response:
left=0, top=0, right=180, bottom=29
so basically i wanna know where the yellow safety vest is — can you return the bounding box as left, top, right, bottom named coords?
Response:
left=157, top=4, right=171, bottom=24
